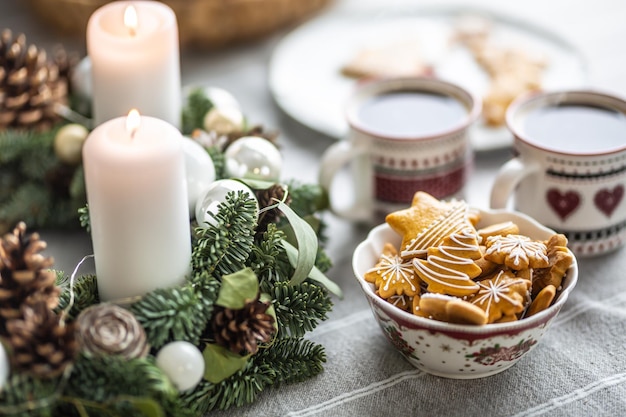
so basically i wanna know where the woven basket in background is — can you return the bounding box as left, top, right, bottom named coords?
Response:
left=26, top=0, right=333, bottom=49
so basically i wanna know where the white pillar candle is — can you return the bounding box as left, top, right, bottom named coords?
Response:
left=87, top=1, right=181, bottom=127
left=83, top=110, right=191, bottom=301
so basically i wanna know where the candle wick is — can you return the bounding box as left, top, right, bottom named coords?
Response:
left=130, top=128, right=138, bottom=140
left=129, top=27, right=136, bottom=37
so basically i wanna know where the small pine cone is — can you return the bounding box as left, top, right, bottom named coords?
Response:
left=75, top=303, right=149, bottom=360
left=211, top=296, right=275, bottom=355
left=5, top=301, right=78, bottom=378
left=224, top=124, right=280, bottom=148
left=0, top=29, right=68, bottom=131
left=255, top=184, right=291, bottom=236
left=0, top=222, right=59, bottom=336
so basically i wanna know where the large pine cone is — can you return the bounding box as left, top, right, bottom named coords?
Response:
left=0, top=222, right=59, bottom=335
left=5, top=301, right=78, bottom=378
left=211, top=296, right=275, bottom=355
left=0, top=29, right=68, bottom=130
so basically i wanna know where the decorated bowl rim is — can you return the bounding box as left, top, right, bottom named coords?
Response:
left=352, top=207, right=579, bottom=334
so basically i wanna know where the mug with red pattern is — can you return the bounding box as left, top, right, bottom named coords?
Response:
left=491, top=90, right=626, bottom=257
left=319, top=77, right=481, bottom=223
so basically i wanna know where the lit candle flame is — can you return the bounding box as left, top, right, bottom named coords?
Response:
left=124, top=5, right=138, bottom=36
left=126, top=109, right=141, bottom=138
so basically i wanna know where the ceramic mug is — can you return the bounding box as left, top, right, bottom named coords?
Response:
left=491, top=90, right=626, bottom=256
left=319, top=77, right=481, bottom=222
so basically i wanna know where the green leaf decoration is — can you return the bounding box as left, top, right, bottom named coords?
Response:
left=237, top=178, right=276, bottom=190
left=276, top=201, right=317, bottom=285
left=216, top=267, right=259, bottom=309
left=115, top=396, right=165, bottom=417
left=203, top=344, right=250, bottom=384
left=281, top=239, right=343, bottom=298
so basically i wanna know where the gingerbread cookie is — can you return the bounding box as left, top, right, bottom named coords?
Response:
left=531, top=234, right=573, bottom=297
left=526, top=285, right=556, bottom=317
left=418, top=293, right=488, bottom=325
left=484, top=234, right=550, bottom=270
left=413, top=228, right=482, bottom=297
left=477, top=221, right=520, bottom=242
left=386, top=191, right=461, bottom=256
left=341, top=39, right=431, bottom=79
left=365, top=243, right=420, bottom=298
left=468, top=270, right=531, bottom=323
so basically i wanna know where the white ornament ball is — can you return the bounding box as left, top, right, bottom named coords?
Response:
left=203, top=86, right=240, bottom=110
left=0, top=342, right=9, bottom=389
left=156, top=341, right=205, bottom=392
left=203, top=106, right=244, bottom=135
left=181, top=136, right=216, bottom=218
left=224, top=136, right=282, bottom=181
left=70, top=56, right=92, bottom=100
left=195, top=179, right=258, bottom=228
left=54, top=123, right=89, bottom=165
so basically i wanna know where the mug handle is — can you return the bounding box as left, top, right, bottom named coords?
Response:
left=319, top=140, right=372, bottom=221
left=490, top=157, right=541, bottom=209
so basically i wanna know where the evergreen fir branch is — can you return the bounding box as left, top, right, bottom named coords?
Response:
left=315, top=245, right=333, bottom=274
left=69, top=165, right=86, bottom=200
left=55, top=274, right=99, bottom=319
left=77, top=205, right=90, bottom=232
left=19, top=144, right=57, bottom=181
left=0, top=373, right=61, bottom=417
left=205, top=146, right=226, bottom=180
left=181, top=88, right=214, bottom=135
left=250, top=224, right=292, bottom=292
left=130, top=283, right=213, bottom=349
left=0, top=129, right=35, bottom=164
left=63, top=354, right=182, bottom=416
left=284, top=181, right=330, bottom=218
left=271, top=281, right=332, bottom=338
left=0, top=182, right=52, bottom=230
left=255, top=337, right=326, bottom=385
left=191, top=191, right=257, bottom=277
left=180, top=361, right=275, bottom=414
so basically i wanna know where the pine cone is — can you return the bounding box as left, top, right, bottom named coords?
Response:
left=0, top=29, right=68, bottom=131
left=0, top=222, right=59, bottom=336
left=5, top=300, right=78, bottom=378
left=211, top=296, right=275, bottom=355
left=255, top=184, right=291, bottom=237
left=75, top=303, right=150, bottom=360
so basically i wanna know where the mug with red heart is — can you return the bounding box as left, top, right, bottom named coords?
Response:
left=490, top=90, right=626, bottom=257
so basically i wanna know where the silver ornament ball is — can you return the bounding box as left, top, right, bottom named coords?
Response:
left=195, top=179, right=258, bottom=228
left=224, top=136, right=282, bottom=181
left=156, top=341, right=205, bottom=392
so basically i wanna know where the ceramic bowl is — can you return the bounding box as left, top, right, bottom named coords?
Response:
left=352, top=208, right=578, bottom=379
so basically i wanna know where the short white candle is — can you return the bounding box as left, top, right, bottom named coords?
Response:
left=87, top=1, right=181, bottom=127
left=83, top=110, right=191, bottom=301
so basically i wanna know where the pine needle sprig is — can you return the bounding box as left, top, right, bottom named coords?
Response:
left=271, top=281, right=333, bottom=338
left=130, top=284, right=213, bottom=349
left=191, top=190, right=257, bottom=277
left=55, top=273, right=99, bottom=319
left=180, top=360, right=275, bottom=413
left=256, top=337, right=326, bottom=385
left=0, top=373, right=62, bottom=417
left=62, top=354, right=181, bottom=416
left=250, top=224, right=292, bottom=292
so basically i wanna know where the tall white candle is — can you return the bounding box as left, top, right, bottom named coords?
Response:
left=83, top=111, right=191, bottom=301
left=87, top=1, right=181, bottom=127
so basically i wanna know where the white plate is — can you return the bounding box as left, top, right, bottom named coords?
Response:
left=269, top=6, right=588, bottom=151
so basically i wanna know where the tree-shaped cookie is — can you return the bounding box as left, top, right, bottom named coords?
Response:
left=413, top=228, right=482, bottom=297
left=365, top=243, right=419, bottom=298
left=484, top=234, right=549, bottom=270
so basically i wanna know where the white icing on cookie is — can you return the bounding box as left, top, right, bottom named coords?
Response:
left=485, top=234, right=548, bottom=268
left=368, top=254, right=417, bottom=293
left=412, top=228, right=481, bottom=295
left=401, top=201, right=471, bottom=258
